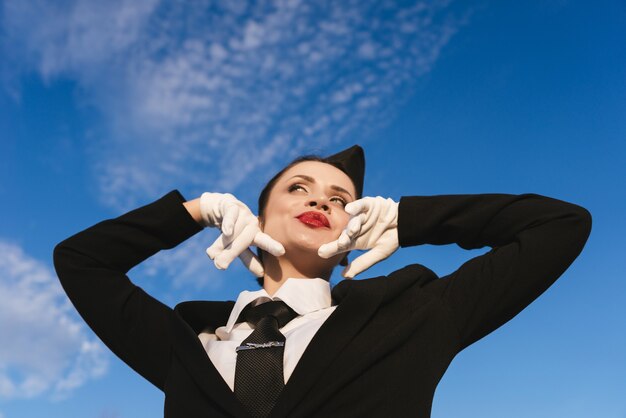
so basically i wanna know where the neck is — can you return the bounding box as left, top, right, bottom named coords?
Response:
left=262, top=250, right=333, bottom=295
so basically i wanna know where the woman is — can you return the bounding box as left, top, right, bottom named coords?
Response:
left=53, top=145, right=591, bottom=417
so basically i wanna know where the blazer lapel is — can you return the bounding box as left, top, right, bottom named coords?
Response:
left=269, top=277, right=388, bottom=418
left=171, top=301, right=251, bottom=418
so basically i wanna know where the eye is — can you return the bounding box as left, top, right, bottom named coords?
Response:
left=288, top=183, right=307, bottom=193
left=287, top=183, right=348, bottom=207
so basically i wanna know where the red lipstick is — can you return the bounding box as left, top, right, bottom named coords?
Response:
left=296, top=211, right=330, bottom=228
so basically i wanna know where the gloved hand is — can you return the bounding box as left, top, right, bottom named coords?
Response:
left=318, top=196, right=399, bottom=278
left=200, top=192, right=285, bottom=277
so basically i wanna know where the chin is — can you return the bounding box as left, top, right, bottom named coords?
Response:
left=284, top=235, right=326, bottom=254
left=287, top=226, right=338, bottom=252
left=264, top=219, right=343, bottom=259
left=279, top=232, right=324, bottom=255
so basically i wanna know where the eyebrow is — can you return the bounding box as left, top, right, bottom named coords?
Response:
left=287, top=174, right=354, bottom=199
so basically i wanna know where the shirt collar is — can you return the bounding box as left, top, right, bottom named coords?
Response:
left=223, top=278, right=331, bottom=332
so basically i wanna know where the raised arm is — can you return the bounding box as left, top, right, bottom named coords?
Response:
left=53, top=190, right=204, bottom=390
left=397, top=193, right=592, bottom=350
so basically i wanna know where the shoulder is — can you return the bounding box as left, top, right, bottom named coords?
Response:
left=332, top=264, right=439, bottom=304
left=173, top=300, right=235, bottom=333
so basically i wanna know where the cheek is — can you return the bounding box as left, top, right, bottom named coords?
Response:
left=261, top=216, right=283, bottom=237
left=335, top=212, right=351, bottom=232
left=260, top=206, right=293, bottom=240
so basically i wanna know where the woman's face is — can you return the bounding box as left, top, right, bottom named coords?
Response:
left=261, top=161, right=356, bottom=257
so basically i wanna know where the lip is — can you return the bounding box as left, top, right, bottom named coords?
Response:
left=296, top=211, right=330, bottom=228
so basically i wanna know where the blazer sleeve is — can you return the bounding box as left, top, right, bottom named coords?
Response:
left=53, top=190, right=204, bottom=390
left=397, top=193, right=592, bottom=350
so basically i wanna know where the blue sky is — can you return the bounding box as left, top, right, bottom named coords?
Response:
left=1, top=0, right=625, bottom=417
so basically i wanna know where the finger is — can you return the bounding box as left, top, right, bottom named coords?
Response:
left=318, top=230, right=352, bottom=258
left=253, top=231, right=285, bottom=256
left=220, top=204, right=240, bottom=237
left=344, top=199, right=367, bottom=216
left=345, top=216, right=362, bottom=238
left=206, top=233, right=232, bottom=260
left=318, top=240, right=340, bottom=259
left=206, top=231, right=237, bottom=258
left=238, top=249, right=265, bottom=278
left=341, top=247, right=389, bottom=279
left=214, top=224, right=258, bottom=270
left=336, top=230, right=353, bottom=250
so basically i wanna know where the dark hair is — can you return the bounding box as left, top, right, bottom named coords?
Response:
left=255, top=155, right=354, bottom=286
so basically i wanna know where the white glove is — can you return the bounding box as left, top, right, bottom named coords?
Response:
left=318, top=196, right=399, bottom=278
left=200, top=192, right=285, bottom=277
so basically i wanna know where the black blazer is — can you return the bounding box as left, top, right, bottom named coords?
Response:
left=53, top=191, right=591, bottom=417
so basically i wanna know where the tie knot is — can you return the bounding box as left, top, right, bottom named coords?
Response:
left=238, top=299, right=298, bottom=329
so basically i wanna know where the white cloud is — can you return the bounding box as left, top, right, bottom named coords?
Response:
left=2, top=0, right=466, bottom=292
left=136, top=227, right=270, bottom=300
left=139, top=234, right=224, bottom=294
left=0, top=241, right=108, bottom=400
left=2, top=0, right=159, bottom=78
left=2, top=0, right=465, bottom=211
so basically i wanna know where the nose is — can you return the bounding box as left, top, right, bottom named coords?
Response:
left=307, top=199, right=330, bottom=212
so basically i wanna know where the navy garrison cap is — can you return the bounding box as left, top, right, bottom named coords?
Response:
left=323, top=145, right=365, bottom=199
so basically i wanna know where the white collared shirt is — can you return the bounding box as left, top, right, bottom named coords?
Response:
left=198, top=278, right=337, bottom=391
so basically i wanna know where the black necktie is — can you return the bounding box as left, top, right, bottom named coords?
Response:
left=234, top=298, right=298, bottom=418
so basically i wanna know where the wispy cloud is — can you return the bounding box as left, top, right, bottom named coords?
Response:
left=138, top=233, right=226, bottom=298
left=2, top=0, right=464, bottom=210
left=2, top=0, right=159, bottom=78
left=2, top=0, right=465, bottom=293
left=0, top=240, right=108, bottom=400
